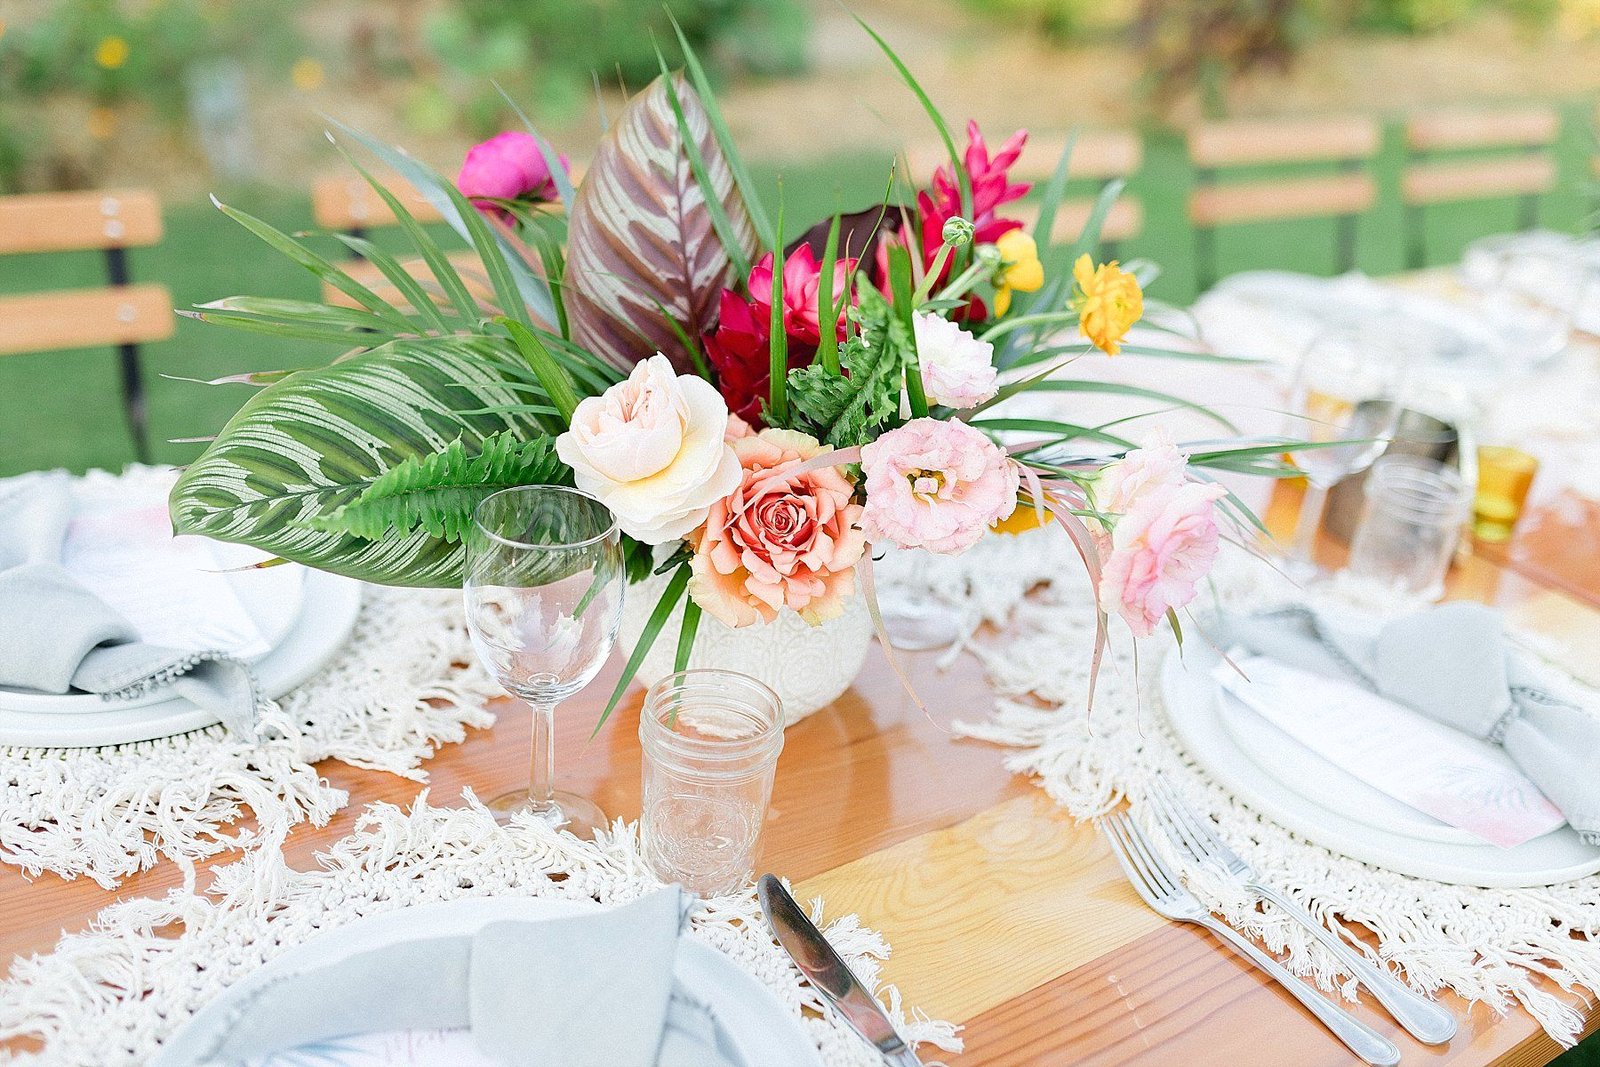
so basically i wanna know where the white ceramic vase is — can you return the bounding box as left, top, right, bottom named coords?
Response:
left=616, top=568, right=874, bottom=726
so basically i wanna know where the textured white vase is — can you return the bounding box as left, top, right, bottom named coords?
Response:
left=616, top=568, right=874, bottom=725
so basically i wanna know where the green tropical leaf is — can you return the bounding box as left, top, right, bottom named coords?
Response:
left=306, top=431, right=569, bottom=543
left=170, top=340, right=547, bottom=587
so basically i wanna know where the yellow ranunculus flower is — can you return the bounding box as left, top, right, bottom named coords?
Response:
left=990, top=496, right=1055, bottom=536
left=1071, top=254, right=1142, bottom=355
left=95, top=36, right=130, bottom=70
left=992, top=228, right=1044, bottom=317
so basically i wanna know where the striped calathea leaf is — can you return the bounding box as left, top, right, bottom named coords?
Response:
left=563, top=73, right=759, bottom=375
left=170, top=340, right=559, bottom=587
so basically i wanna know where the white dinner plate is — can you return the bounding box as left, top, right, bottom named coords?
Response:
left=1161, top=641, right=1600, bottom=888
left=0, top=554, right=308, bottom=714
left=0, top=571, right=361, bottom=747
left=1212, top=688, right=1484, bottom=846
left=154, top=896, right=823, bottom=1067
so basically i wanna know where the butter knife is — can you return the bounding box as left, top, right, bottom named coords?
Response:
left=758, top=874, right=923, bottom=1067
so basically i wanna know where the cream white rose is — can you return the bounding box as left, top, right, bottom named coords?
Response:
left=913, top=311, right=997, bottom=409
left=556, top=354, right=741, bottom=544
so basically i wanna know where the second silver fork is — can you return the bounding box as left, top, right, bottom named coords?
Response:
left=1099, top=810, right=1402, bottom=1067
left=1146, top=778, right=1457, bottom=1046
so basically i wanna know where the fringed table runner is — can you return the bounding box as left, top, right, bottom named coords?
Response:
left=877, top=530, right=1600, bottom=1048
left=0, top=467, right=500, bottom=889
left=0, top=792, right=961, bottom=1066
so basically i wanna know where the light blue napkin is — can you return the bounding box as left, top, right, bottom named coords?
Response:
left=1223, top=602, right=1600, bottom=845
left=0, top=472, right=261, bottom=734
left=153, top=888, right=748, bottom=1067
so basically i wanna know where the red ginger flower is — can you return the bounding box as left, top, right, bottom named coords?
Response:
left=705, top=245, right=857, bottom=426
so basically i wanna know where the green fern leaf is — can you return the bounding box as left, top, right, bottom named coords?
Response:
left=306, top=432, right=570, bottom=544
left=786, top=286, right=907, bottom=449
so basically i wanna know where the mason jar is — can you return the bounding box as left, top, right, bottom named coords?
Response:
left=1346, top=455, right=1471, bottom=601
left=639, top=670, right=784, bottom=896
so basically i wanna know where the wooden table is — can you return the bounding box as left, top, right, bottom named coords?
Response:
left=4, top=483, right=1597, bottom=1066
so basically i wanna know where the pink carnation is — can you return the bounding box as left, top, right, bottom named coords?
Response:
left=1094, top=437, right=1189, bottom=515
left=1098, top=482, right=1227, bottom=637
left=859, top=418, right=1019, bottom=555
left=689, top=429, right=866, bottom=628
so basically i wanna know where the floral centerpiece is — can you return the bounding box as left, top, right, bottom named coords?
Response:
left=169, top=22, right=1294, bottom=724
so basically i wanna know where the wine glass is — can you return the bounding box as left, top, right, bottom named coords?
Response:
left=1283, top=326, right=1404, bottom=580
left=464, top=485, right=624, bottom=838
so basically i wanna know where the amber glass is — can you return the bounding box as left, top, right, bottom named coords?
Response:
left=1473, top=446, right=1539, bottom=543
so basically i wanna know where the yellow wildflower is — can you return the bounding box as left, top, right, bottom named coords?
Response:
left=992, top=228, right=1043, bottom=317
left=291, top=57, right=325, bottom=91
left=1071, top=254, right=1142, bottom=355
left=94, top=36, right=129, bottom=70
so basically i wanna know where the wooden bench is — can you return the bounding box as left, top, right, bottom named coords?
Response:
left=1401, top=106, right=1561, bottom=267
left=1185, top=115, right=1381, bottom=292
left=311, top=171, right=563, bottom=310
left=0, top=190, right=173, bottom=461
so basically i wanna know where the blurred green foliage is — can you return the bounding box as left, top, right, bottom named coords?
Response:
left=0, top=0, right=303, bottom=190
left=419, top=0, right=810, bottom=135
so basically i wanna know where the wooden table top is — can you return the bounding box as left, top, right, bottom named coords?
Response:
left=4, top=479, right=1598, bottom=1066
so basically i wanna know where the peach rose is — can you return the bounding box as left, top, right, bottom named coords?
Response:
left=1098, top=481, right=1227, bottom=637
left=688, top=429, right=866, bottom=628
left=556, top=354, right=740, bottom=544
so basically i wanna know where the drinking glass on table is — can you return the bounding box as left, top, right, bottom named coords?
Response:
left=639, top=669, right=783, bottom=896
left=1283, top=327, right=1405, bottom=580
left=1346, top=455, right=1470, bottom=600
left=1473, top=445, right=1540, bottom=543
left=464, top=485, right=624, bottom=838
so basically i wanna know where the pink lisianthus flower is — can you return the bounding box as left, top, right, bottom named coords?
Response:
left=859, top=418, right=1019, bottom=555
left=1093, top=436, right=1190, bottom=515
left=1098, top=482, right=1227, bottom=637
left=689, top=429, right=866, bottom=628
left=913, top=311, right=997, bottom=409
left=457, top=131, right=570, bottom=221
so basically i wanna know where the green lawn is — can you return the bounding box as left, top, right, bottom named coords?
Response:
left=2, top=100, right=1596, bottom=478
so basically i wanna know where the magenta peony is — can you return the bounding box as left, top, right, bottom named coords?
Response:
left=457, top=131, right=569, bottom=220
left=858, top=418, right=1019, bottom=555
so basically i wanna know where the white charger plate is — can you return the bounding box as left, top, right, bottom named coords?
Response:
left=1161, top=641, right=1600, bottom=888
left=0, top=551, right=307, bottom=714
left=0, top=571, right=361, bottom=747
left=153, top=896, right=823, bottom=1067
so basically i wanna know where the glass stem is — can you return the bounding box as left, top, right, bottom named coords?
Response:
left=1290, top=480, right=1331, bottom=567
left=528, top=700, right=557, bottom=809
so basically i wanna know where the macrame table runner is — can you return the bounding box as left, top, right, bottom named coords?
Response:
left=874, top=529, right=1600, bottom=1048
left=0, top=467, right=500, bottom=888
left=0, top=792, right=962, bottom=1067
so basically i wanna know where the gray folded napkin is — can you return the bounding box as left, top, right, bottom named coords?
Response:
left=0, top=472, right=260, bottom=735
left=1222, top=602, right=1600, bottom=845
left=154, top=888, right=749, bottom=1067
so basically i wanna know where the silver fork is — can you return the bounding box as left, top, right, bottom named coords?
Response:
left=1146, top=779, right=1457, bottom=1046
left=1098, top=810, right=1402, bottom=1067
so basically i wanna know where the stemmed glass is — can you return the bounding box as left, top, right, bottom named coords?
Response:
left=1284, top=327, right=1404, bottom=580
left=463, top=485, right=624, bottom=838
